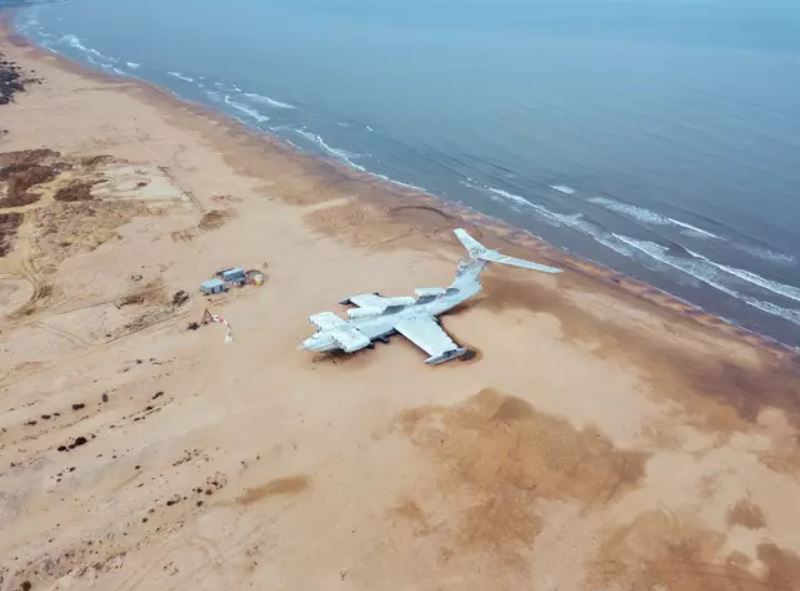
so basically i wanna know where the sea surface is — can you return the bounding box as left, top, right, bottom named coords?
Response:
left=9, top=0, right=800, bottom=345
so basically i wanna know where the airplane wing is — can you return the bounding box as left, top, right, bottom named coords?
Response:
left=347, top=293, right=388, bottom=309
left=329, top=325, right=371, bottom=352
left=343, top=293, right=417, bottom=309
left=309, top=311, right=345, bottom=331
left=481, top=252, right=562, bottom=273
left=308, top=312, right=371, bottom=352
left=454, top=227, right=561, bottom=273
left=394, top=316, right=467, bottom=365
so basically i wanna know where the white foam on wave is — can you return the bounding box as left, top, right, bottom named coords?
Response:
left=205, top=90, right=222, bottom=103
left=736, top=244, right=797, bottom=266
left=688, top=250, right=800, bottom=304
left=366, top=125, right=374, bottom=132
left=590, top=196, right=720, bottom=240
left=480, top=185, right=598, bottom=234
left=244, top=92, right=295, bottom=109
left=167, top=71, right=195, bottom=83
left=484, top=186, right=533, bottom=209
left=373, top=173, right=426, bottom=193
left=16, top=12, right=41, bottom=34
left=592, top=197, right=796, bottom=266
left=100, top=64, right=126, bottom=76
left=223, top=95, right=270, bottom=124
left=461, top=180, right=625, bottom=252
left=668, top=218, right=717, bottom=239
left=295, top=129, right=366, bottom=172
left=464, top=181, right=641, bottom=257
left=550, top=184, right=576, bottom=195
left=614, top=234, right=800, bottom=326
left=58, top=34, right=116, bottom=63
left=285, top=139, right=302, bottom=151
left=126, top=62, right=141, bottom=70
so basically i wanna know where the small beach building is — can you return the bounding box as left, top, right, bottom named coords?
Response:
left=218, top=267, right=247, bottom=286
left=200, top=278, right=227, bottom=295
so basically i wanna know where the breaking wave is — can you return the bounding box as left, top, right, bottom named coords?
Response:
left=223, top=95, right=270, bottom=124
left=668, top=218, right=717, bottom=239
left=550, top=184, right=576, bottom=195
left=589, top=196, right=719, bottom=239
left=482, top=185, right=533, bottom=209
left=126, top=61, right=141, bottom=70
left=372, top=173, right=426, bottom=193
left=243, top=92, right=295, bottom=109
left=688, top=250, right=800, bottom=304
left=614, top=235, right=800, bottom=325
left=58, top=33, right=107, bottom=60
left=734, top=244, right=797, bottom=266
left=461, top=181, right=638, bottom=257
left=294, top=129, right=366, bottom=172
left=463, top=181, right=800, bottom=316
left=590, top=196, right=795, bottom=265
left=167, top=71, right=195, bottom=83
left=476, top=185, right=595, bottom=234
left=54, top=34, right=128, bottom=76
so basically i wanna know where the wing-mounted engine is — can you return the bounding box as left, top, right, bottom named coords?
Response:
left=347, top=307, right=383, bottom=319
left=339, top=293, right=416, bottom=311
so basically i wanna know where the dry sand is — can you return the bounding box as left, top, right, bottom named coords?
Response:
left=2, top=19, right=800, bottom=591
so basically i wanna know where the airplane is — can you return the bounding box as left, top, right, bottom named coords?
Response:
left=299, top=228, right=562, bottom=364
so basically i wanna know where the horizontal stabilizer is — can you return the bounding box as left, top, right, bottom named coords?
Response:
left=425, top=348, right=468, bottom=365
left=454, top=228, right=561, bottom=274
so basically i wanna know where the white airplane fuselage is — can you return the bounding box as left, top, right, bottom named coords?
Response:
left=299, top=228, right=561, bottom=364
left=301, top=259, right=485, bottom=353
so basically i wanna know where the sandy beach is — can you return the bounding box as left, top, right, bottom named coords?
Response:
left=2, top=16, right=800, bottom=591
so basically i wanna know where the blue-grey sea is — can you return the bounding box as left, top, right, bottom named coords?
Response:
left=8, top=0, right=800, bottom=345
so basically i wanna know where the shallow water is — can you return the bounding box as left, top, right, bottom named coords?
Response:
left=11, top=0, right=800, bottom=344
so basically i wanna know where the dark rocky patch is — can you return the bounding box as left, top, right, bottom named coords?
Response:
left=172, top=290, right=189, bottom=306
left=0, top=163, right=59, bottom=207
left=0, top=53, right=32, bottom=106
left=0, top=212, right=23, bottom=257
left=57, top=435, right=90, bottom=452
left=53, top=180, right=96, bottom=202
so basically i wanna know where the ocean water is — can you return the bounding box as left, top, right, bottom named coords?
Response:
left=10, top=0, right=800, bottom=345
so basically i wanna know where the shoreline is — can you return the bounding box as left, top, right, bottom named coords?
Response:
left=2, top=13, right=795, bottom=358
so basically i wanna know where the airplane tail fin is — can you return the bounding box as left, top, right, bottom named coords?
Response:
left=453, top=228, right=562, bottom=274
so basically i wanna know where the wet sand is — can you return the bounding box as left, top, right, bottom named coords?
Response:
left=2, top=16, right=800, bottom=591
